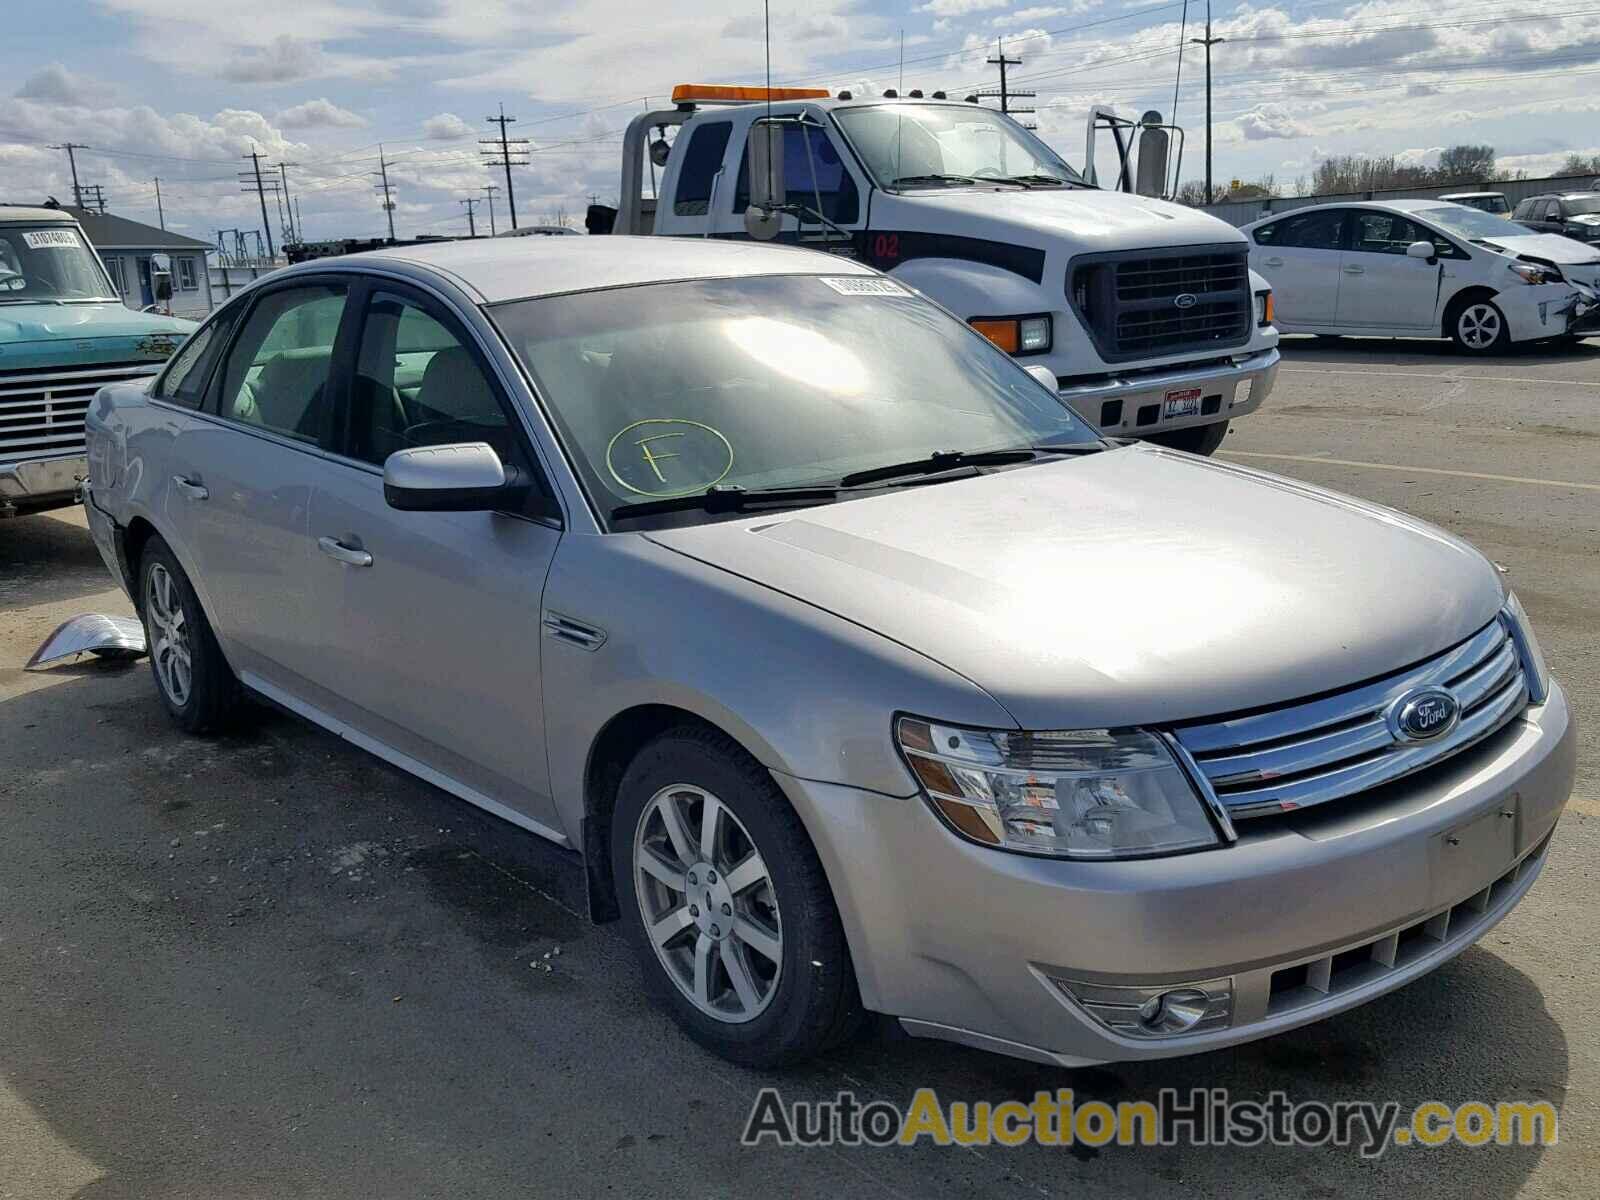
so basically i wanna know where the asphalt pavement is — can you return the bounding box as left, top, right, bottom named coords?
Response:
left=1, top=333, right=1596, bottom=1198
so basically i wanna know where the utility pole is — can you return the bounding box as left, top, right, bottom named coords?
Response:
left=274, top=161, right=300, bottom=244
left=482, top=104, right=529, bottom=230
left=373, top=144, right=397, bottom=241
left=153, top=176, right=165, bottom=229
left=980, top=39, right=1036, bottom=130
left=295, top=199, right=304, bottom=243
left=240, top=150, right=276, bottom=259
left=82, top=184, right=108, bottom=214
left=1190, top=4, right=1225, bottom=202
left=49, top=142, right=88, bottom=207
left=459, top=196, right=480, bottom=237
left=481, top=184, right=499, bottom=235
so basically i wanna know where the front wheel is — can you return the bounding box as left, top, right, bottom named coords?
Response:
left=1146, top=419, right=1229, bottom=456
left=1450, top=299, right=1511, bottom=354
left=612, top=726, right=862, bottom=1067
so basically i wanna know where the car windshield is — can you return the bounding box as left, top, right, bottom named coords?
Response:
left=1418, top=206, right=1532, bottom=241
left=834, top=104, right=1085, bottom=188
left=1563, top=196, right=1600, bottom=216
left=490, top=274, right=1097, bottom=525
left=0, top=224, right=117, bottom=302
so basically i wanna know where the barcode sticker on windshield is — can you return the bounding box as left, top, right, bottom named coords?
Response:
left=21, top=230, right=82, bottom=250
left=819, top=276, right=908, bottom=296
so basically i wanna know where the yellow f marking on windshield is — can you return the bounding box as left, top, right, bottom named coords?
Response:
left=636, top=432, right=684, bottom=483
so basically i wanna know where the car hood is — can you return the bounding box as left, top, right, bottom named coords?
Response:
left=1479, top=233, right=1600, bottom=265
left=644, top=446, right=1503, bottom=731
left=0, top=302, right=195, bottom=369
left=877, top=187, right=1244, bottom=252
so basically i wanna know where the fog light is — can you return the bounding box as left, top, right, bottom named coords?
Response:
left=1019, top=316, right=1051, bottom=352
left=1049, top=974, right=1234, bottom=1039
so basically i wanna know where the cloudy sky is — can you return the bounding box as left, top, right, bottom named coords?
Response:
left=2, top=0, right=1597, bottom=248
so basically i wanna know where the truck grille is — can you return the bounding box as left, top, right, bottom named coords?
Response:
left=1173, top=617, right=1529, bottom=818
left=0, top=361, right=158, bottom=460
left=1069, top=245, right=1252, bottom=363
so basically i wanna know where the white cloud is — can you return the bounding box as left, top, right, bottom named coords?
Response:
left=422, top=112, right=475, bottom=140
left=14, top=63, right=117, bottom=107
left=919, top=0, right=1008, bottom=15
left=1236, top=104, right=1312, bottom=141
left=276, top=99, right=366, bottom=129
left=219, top=35, right=330, bottom=84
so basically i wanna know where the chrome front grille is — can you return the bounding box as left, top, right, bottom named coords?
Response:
left=1174, top=618, right=1529, bottom=818
left=0, top=361, right=159, bottom=460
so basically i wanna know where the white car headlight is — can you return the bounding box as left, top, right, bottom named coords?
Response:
left=1502, top=591, right=1551, bottom=704
left=1508, top=261, right=1563, bottom=286
left=896, top=717, right=1224, bottom=859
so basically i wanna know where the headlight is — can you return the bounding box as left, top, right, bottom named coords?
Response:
left=1508, top=261, right=1563, bottom=285
left=1254, top=290, right=1274, bottom=326
left=1502, top=592, right=1550, bottom=704
left=895, top=717, right=1223, bottom=859
left=970, top=315, right=1051, bottom=355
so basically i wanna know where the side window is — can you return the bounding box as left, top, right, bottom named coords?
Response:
left=673, top=122, right=733, bottom=216
left=1270, top=209, right=1345, bottom=250
left=1351, top=212, right=1426, bottom=254
left=733, top=125, right=861, bottom=224
left=341, top=289, right=529, bottom=472
left=1536, top=200, right=1556, bottom=221
left=155, top=310, right=237, bottom=409
left=217, top=284, right=348, bottom=444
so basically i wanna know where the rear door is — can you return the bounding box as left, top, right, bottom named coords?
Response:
left=175, top=279, right=356, bottom=696
left=305, top=278, right=566, bottom=833
left=1334, top=211, right=1444, bottom=331
left=1250, top=208, right=1347, bottom=326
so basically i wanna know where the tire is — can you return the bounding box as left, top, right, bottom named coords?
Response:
left=1146, top=419, right=1229, bottom=456
left=136, top=536, right=240, bottom=734
left=1449, top=298, right=1511, bottom=354
left=611, top=725, right=863, bottom=1067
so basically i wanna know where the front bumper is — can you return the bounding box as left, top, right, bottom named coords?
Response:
left=779, top=682, right=1573, bottom=1066
left=1058, top=347, right=1279, bottom=437
left=0, top=451, right=85, bottom=514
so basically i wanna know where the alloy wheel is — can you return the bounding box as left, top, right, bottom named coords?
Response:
left=1458, top=303, right=1502, bottom=350
left=145, top=563, right=192, bottom=707
left=633, top=783, right=782, bottom=1023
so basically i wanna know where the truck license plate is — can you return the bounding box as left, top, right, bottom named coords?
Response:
left=1163, top=388, right=1202, bottom=419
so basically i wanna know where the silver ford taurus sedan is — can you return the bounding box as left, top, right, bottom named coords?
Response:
left=83, top=237, right=1574, bottom=1069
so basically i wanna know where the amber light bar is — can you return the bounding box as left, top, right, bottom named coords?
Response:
left=672, top=84, right=831, bottom=105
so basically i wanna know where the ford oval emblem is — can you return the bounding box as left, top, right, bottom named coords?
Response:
left=1174, top=292, right=1199, bottom=309
left=1389, top=688, right=1459, bottom=742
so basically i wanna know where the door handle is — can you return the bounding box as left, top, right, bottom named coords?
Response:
left=1263, top=256, right=1284, bottom=267
left=317, top=536, right=373, bottom=568
left=172, top=475, right=208, bottom=501
left=1343, top=264, right=1366, bottom=275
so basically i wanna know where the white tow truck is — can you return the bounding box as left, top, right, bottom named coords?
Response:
left=588, top=85, right=1280, bottom=453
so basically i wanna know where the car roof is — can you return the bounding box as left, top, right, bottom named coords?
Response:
left=1438, top=191, right=1502, bottom=198
left=309, top=234, right=878, bottom=304
left=1241, top=198, right=1452, bottom=228
left=0, top=205, right=80, bottom=225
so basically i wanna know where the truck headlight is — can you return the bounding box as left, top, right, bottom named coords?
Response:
left=896, top=717, right=1222, bottom=859
left=1255, top=290, right=1274, bottom=326
left=970, top=315, right=1051, bottom=355
left=1502, top=592, right=1550, bottom=704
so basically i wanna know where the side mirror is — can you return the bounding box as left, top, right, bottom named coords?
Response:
left=747, top=122, right=785, bottom=210
left=1406, top=240, right=1437, bottom=261
left=1135, top=123, right=1170, bottom=199
left=154, top=274, right=174, bottom=300
left=383, top=442, right=521, bottom=512
left=1024, top=364, right=1059, bottom=393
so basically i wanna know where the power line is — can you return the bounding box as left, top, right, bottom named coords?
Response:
left=239, top=149, right=276, bottom=259
left=979, top=38, right=1036, bottom=129
left=1191, top=1, right=1225, bottom=202
left=482, top=102, right=529, bottom=230
left=373, top=144, right=397, bottom=241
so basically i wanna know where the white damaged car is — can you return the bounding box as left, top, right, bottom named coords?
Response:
left=1243, top=199, right=1600, bottom=352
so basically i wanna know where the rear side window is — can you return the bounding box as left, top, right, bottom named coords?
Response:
left=1255, top=209, right=1345, bottom=250
left=217, top=284, right=349, bottom=444
left=673, top=121, right=733, bottom=216
left=155, top=309, right=237, bottom=409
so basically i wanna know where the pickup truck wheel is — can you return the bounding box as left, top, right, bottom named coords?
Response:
left=1146, top=419, right=1229, bottom=456
left=137, top=537, right=240, bottom=734
left=1450, top=299, right=1511, bottom=354
left=612, top=725, right=863, bottom=1067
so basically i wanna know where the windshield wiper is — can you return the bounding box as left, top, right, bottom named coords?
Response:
left=610, top=483, right=840, bottom=522
left=992, top=174, right=1072, bottom=187
left=837, top=446, right=1103, bottom=488
left=890, top=174, right=978, bottom=188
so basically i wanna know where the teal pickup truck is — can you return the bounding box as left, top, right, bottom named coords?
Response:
left=1, top=206, right=196, bottom=517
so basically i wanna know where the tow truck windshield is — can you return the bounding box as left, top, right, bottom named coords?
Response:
left=834, top=104, right=1085, bottom=191
left=0, top=224, right=118, bottom=303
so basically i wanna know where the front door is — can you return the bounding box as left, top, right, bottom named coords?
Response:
left=305, top=281, right=564, bottom=833
left=1252, top=208, right=1346, bottom=326
left=1335, top=211, right=1442, bottom=331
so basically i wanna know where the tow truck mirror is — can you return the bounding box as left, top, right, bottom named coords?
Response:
left=747, top=122, right=786, bottom=214
left=1135, top=113, right=1169, bottom=198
